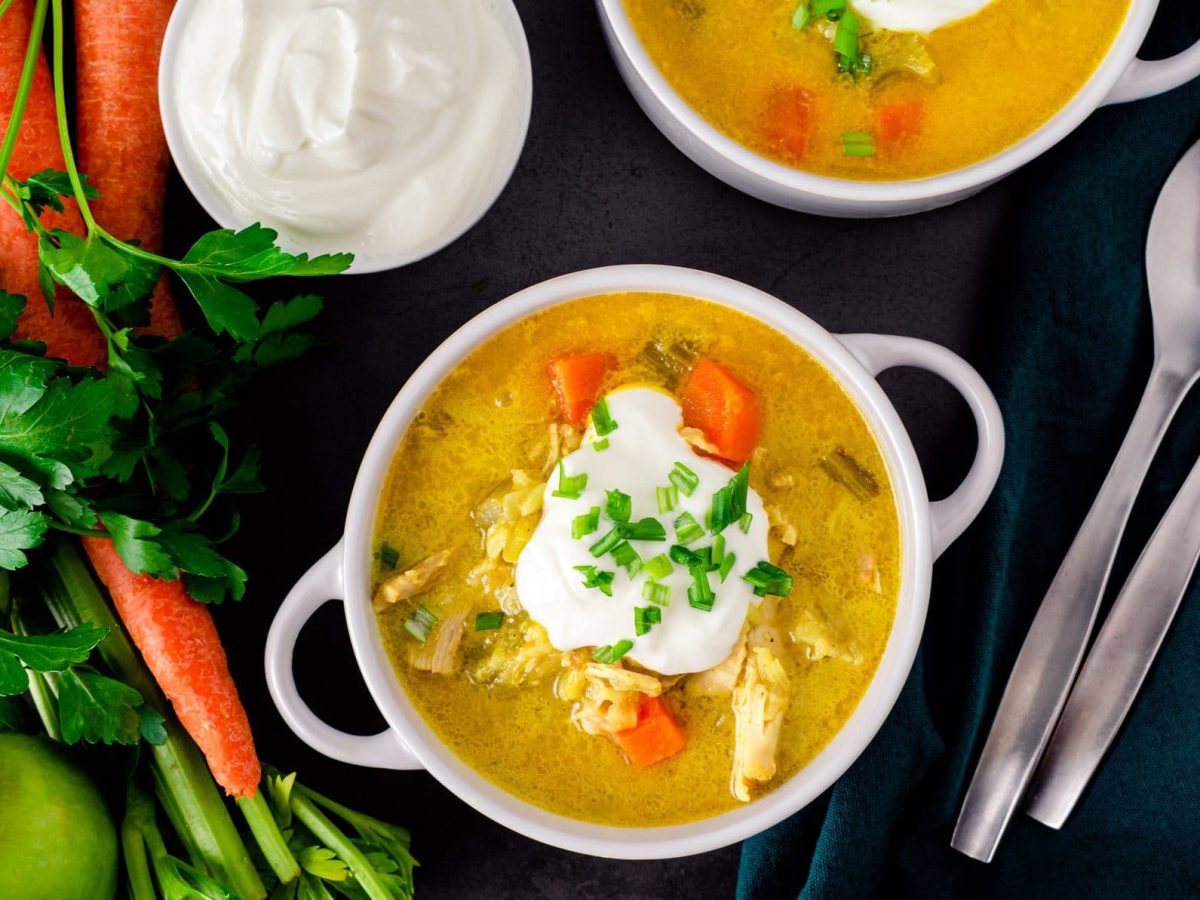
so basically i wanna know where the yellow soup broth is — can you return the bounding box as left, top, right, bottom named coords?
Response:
left=373, top=293, right=901, bottom=826
left=623, top=0, right=1129, bottom=180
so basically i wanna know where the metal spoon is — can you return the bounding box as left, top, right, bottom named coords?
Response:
left=951, top=139, right=1200, bottom=863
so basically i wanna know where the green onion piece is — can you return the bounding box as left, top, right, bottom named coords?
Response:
left=605, top=489, right=633, bottom=524
left=591, top=397, right=619, bottom=436
left=709, top=463, right=750, bottom=534
left=403, top=604, right=438, bottom=643
left=589, top=527, right=622, bottom=557
left=474, top=611, right=504, bottom=631
left=592, top=639, right=634, bottom=664
left=617, top=517, right=667, bottom=542
left=674, top=512, right=704, bottom=545
left=643, top=553, right=673, bottom=581
left=572, top=506, right=601, bottom=539
left=643, top=581, right=671, bottom=607
left=711, top=534, right=726, bottom=566
left=656, top=484, right=679, bottom=514
left=668, top=461, right=701, bottom=497
left=738, top=512, right=754, bottom=534
left=819, top=448, right=881, bottom=500
left=834, top=10, right=861, bottom=66
left=718, top=551, right=737, bottom=583
left=552, top=460, right=588, bottom=499
left=813, top=0, right=845, bottom=17
left=634, top=604, right=664, bottom=635
left=791, top=1, right=811, bottom=29
left=610, top=541, right=642, bottom=575
left=842, top=131, right=873, bottom=144
left=593, top=438, right=610, bottom=452
left=575, top=564, right=616, bottom=596
left=843, top=144, right=876, bottom=157
left=741, top=561, right=794, bottom=598
left=687, top=567, right=715, bottom=611
left=669, top=544, right=701, bottom=566
left=375, top=542, right=400, bottom=570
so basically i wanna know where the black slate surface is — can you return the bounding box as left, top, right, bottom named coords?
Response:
left=175, top=3, right=1006, bottom=897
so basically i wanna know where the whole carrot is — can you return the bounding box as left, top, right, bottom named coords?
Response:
left=75, top=0, right=182, bottom=339
left=0, top=0, right=106, bottom=367
left=82, top=536, right=261, bottom=798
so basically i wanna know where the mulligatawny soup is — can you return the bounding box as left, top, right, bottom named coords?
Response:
left=372, top=293, right=900, bottom=826
left=623, top=0, right=1129, bottom=180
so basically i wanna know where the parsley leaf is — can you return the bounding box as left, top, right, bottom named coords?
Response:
left=0, top=649, right=26, bottom=694
left=98, top=511, right=177, bottom=581
left=0, top=623, right=109, bottom=695
left=0, top=375, right=115, bottom=488
left=0, top=507, right=49, bottom=569
left=0, top=345, right=59, bottom=419
left=0, top=695, right=21, bottom=731
left=177, top=270, right=262, bottom=341
left=0, top=291, right=25, bottom=341
left=181, top=224, right=352, bottom=280
left=300, top=846, right=350, bottom=881
left=0, top=459, right=45, bottom=510
left=56, top=667, right=145, bottom=744
left=39, top=229, right=159, bottom=309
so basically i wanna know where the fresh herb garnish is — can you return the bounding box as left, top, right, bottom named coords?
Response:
left=591, top=397, right=618, bottom=436
left=402, top=605, right=438, bottom=643
left=575, top=564, right=615, bottom=596
left=742, top=561, right=795, bottom=598
left=592, top=639, right=634, bottom=664
left=687, top=566, right=715, bottom=611
left=375, top=542, right=400, bottom=570
left=656, top=484, right=679, bottom=514
left=668, top=461, right=700, bottom=497
left=605, top=489, right=632, bottom=523
left=589, top=527, right=623, bottom=558
left=572, top=506, right=601, bottom=539
left=709, top=463, right=749, bottom=534
left=669, top=543, right=701, bottom=567
left=718, top=551, right=737, bottom=583
left=642, top=581, right=670, bottom=607
left=738, top=511, right=754, bottom=534
left=616, top=517, right=667, bottom=542
left=842, top=131, right=876, bottom=157
left=634, top=605, right=662, bottom=636
left=673, top=512, right=704, bottom=545
left=610, top=541, right=642, bottom=575
left=474, top=611, right=504, bottom=631
left=643, top=553, right=673, bottom=581
left=552, top=460, right=588, bottom=499
left=593, top=438, right=610, bottom=452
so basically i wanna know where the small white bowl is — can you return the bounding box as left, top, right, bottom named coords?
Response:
left=158, top=0, right=533, bottom=274
left=264, top=265, right=1005, bottom=859
left=595, top=0, right=1200, bottom=217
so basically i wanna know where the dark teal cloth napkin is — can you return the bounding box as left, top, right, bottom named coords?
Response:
left=738, top=5, right=1200, bottom=897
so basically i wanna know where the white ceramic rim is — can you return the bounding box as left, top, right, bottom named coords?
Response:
left=336, top=265, right=936, bottom=857
left=157, top=0, right=534, bottom=275
left=595, top=0, right=1158, bottom=202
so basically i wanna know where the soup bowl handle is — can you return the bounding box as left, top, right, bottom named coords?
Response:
left=837, top=334, right=1005, bottom=560
left=265, top=542, right=423, bottom=770
left=1103, top=38, right=1200, bottom=106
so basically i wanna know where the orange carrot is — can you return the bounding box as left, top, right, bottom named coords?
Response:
left=766, top=86, right=814, bottom=160
left=879, top=100, right=924, bottom=147
left=615, top=695, right=686, bottom=768
left=549, top=352, right=612, bottom=425
left=82, top=536, right=260, bottom=798
left=75, top=0, right=182, bottom=339
left=0, top=0, right=106, bottom=368
left=680, top=357, right=762, bottom=465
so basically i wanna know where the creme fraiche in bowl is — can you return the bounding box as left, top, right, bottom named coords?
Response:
left=159, top=0, right=532, bottom=273
left=264, top=265, right=1005, bottom=857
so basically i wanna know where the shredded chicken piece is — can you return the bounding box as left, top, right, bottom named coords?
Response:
left=373, top=550, right=452, bottom=610
left=688, top=626, right=748, bottom=697
left=408, top=607, right=467, bottom=675
left=572, top=663, right=646, bottom=735
left=859, top=554, right=882, bottom=594
left=790, top=608, right=861, bottom=665
left=730, top=647, right=790, bottom=802
left=584, top=663, right=662, bottom=697
left=765, top=504, right=798, bottom=547
left=559, top=424, right=582, bottom=455
left=480, top=472, right=545, bottom=564
left=768, top=471, right=795, bottom=490
left=679, top=425, right=722, bottom=456
left=494, top=584, right=522, bottom=616
left=471, top=620, right=561, bottom=686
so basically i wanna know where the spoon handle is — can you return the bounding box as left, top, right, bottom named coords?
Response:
left=1024, top=445, right=1200, bottom=827
left=951, top=361, right=1195, bottom=862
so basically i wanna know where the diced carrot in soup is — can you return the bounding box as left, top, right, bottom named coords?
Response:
left=878, top=100, right=924, bottom=146
left=616, top=695, right=686, bottom=768
left=766, top=87, right=814, bottom=160
left=549, top=353, right=612, bottom=425
left=680, top=358, right=762, bottom=465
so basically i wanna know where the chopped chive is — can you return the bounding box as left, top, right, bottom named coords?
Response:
left=813, top=0, right=845, bottom=17
left=474, top=611, right=504, bottom=631
left=738, top=512, right=754, bottom=534
left=643, top=553, right=673, bottom=581
left=742, top=561, right=794, bottom=598
left=589, top=527, right=622, bottom=557
left=668, top=461, right=700, bottom=497
left=642, top=581, right=671, bottom=606
left=656, top=484, right=679, bottom=514
left=552, top=460, right=588, bottom=499
left=575, top=564, right=615, bottom=596
left=843, top=143, right=876, bottom=157
left=634, top=604, right=663, bottom=636
left=403, top=604, right=438, bottom=643
left=593, top=438, right=610, bottom=452
left=610, top=541, right=642, bottom=575
left=669, top=544, right=701, bottom=566
left=592, top=397, right=619, bottom=436
left=711, top=534, right=726, bottom=566
left=674, top=512, right=704, bottom=545
left=605, top=489, right=633, bottom=524
left=592, top=639, right=634, bottom=664
left=842, top=131, right=872, bottom=143
left=617, top=517, right=667, bottom=542
left=687, top=567, right=715, bottom=611
left=834, top=9, right=861, bottom=68
left=718, top=551, right=736, bottom=583
left=791, top=1, right=811, bottom=29
left=572, top=506, right=601, bottom=539
left=710, top=463, right=751, bottom=534
left=375, top=542, right=400, bottom=570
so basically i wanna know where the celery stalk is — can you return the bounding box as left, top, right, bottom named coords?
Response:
left=121, top=784, right=158, bottom=900
left=238, top=791, right=301, bottom=884
left=38, top=539, right=267, bottom=900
